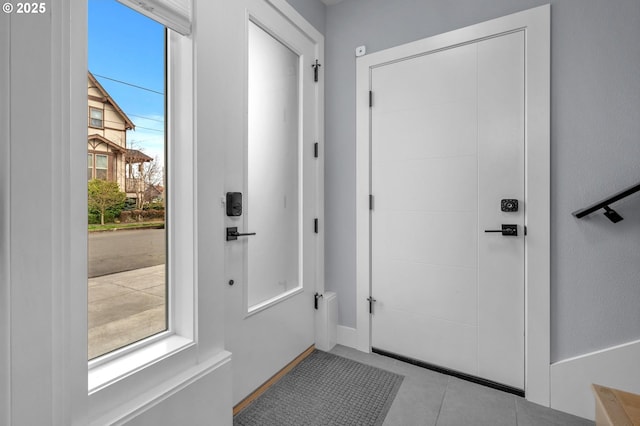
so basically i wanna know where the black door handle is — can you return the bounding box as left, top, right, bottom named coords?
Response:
left=226, top=227, right=257, bottom=241
left=484, top=224, right=518, bottom=236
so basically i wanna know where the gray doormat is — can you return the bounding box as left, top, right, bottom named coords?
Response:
left=234, top=350, right=403, bottom=426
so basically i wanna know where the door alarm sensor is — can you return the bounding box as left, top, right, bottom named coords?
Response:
left=355, top=45, right=366, bottom=57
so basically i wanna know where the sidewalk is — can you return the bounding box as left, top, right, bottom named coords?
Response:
left=88, top=264, right=166, bottom=360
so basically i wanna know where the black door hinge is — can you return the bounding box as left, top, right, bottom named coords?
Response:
left=366, top=296, right=377, bottom=314
left=369, top=91, right=373, bottom=108
left=312, top=60, right=321, bottom=82
left=369, top=194, right=374, bottom=210
left=314, top=142, right=319, bottom=158
left=314, top=292, right=323, bottom=310
left=314, top=218, right=319, bottom=234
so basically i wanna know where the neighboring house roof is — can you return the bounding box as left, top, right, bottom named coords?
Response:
left=145, top=184, right=163, bottom=198
left=88, top=133, right=126, bottom=153
left=126, top=149, right=153, bottom=163
left=88, top=71, right=136, bottom=130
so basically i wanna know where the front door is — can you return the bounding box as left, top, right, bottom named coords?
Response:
left=223, top=1, right=323, bottom=405
left=370, top=31, right=525, bottom=390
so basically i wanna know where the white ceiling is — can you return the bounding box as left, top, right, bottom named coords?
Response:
left=320, top=0, right=345, bottom=5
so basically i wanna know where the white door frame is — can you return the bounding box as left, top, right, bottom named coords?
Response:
left=355, top=5, right=550, bottom=406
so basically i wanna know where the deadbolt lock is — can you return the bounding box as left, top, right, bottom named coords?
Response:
left=501, top=199, right=519, bottom=212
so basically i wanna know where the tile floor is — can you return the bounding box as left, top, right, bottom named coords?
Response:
left=329, top=345, right=594, bottom=426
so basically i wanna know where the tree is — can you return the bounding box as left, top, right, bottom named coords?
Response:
left=134, top=157, right=163, bottom=209
left=88, top=179, right=126, bottom=225
left=127, top=141, right=164, bottom=209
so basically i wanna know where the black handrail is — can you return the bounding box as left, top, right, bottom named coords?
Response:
left=572, top=181, right=640, bottom=223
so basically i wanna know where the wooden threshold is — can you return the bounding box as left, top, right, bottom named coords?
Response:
left=233, top=345, right=316, bottom=416
left=592, top=383, right=640, bottom=426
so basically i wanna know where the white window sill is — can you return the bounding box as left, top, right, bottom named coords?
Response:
left=89, top=350, right=232, bottom=426
left=88, top=334, right=194, bottom=394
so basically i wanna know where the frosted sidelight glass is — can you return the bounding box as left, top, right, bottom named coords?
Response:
left=247, top=21, right=300, bottom=309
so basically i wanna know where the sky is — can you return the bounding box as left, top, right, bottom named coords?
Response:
left=88, top=0, right=165, bottom=166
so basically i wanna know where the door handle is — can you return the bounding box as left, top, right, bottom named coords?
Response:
left=226, top=227, right=257, bottom=241
left=484, top=224, right=518, bottom=236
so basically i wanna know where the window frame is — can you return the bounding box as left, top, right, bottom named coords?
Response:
left=37, top=0, right=230, bottom=422
left=89, top=106, right=104, bottom=129
left=94, top=153, right=108, bottom=180
left=87, top=27, right=196, bottom=404
left=88, top=153, right=94, bottom=180
left=87, top=152, right=113, bottom=181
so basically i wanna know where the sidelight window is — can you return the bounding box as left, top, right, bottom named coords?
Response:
left=87, top=0, right=167, bottom=361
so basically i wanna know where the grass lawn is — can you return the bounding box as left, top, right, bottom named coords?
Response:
left=88, top=221, right=165, bottom=232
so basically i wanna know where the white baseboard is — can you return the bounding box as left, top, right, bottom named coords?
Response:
left=550, top=338, right=640, bottom=420
left=336, top=325, right=359, bottom=350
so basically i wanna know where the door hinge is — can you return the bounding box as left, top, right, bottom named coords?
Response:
left=312, top=59, right=321, bottom=82
left=366, top=296, right=377, bottom=314
left=314, top=142, right=319, bottom=158
left=314, top=218, right=319, bottom=234
left=369, top=91, right=373, bottom=108
left=314, top=292, right=323, bottom=310
left=369, top=194, right=374, bottom=210
left=524, top=225, right=527, bottom=236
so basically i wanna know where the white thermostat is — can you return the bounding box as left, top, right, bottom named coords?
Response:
left=355, top=45, right=366, bottom=57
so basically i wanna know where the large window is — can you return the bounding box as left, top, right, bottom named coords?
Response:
left=87, top=0, right=167, bottom=361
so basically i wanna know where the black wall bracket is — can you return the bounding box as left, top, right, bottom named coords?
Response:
left=573, top=181, right=640, bottom=223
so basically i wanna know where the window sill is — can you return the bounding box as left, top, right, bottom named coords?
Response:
left=88, top=334, right=194, bottom=394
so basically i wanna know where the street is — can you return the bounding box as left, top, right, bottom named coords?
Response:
left=88, top=228, right=165, bottom=278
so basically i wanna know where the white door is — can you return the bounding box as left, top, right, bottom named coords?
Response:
left=222, top=2, right=323, bottom=405
left=371, top=31, right=525, bottom=390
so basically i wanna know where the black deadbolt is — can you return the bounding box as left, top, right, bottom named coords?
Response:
left=501, top=199, right=518, bottom=212
left=226, top=192, right=242, bottom=216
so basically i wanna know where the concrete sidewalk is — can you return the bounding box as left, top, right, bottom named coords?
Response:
left=88, top=265, right=166, bottom=360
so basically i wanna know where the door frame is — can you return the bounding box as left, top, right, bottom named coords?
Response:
left=355, top=5, right=550, bottom=406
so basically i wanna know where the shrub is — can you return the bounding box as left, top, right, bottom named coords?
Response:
left=119, top=208, right=165, bottom=223
left=144, top=201, right=164, bottom=211
left=88, top=212, right=101, bottom=225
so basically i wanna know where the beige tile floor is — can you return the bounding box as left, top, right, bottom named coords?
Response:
left=88, top=265, right=167, bottom=360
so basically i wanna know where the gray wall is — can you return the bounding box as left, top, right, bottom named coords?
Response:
left=286, top=0, right=326, bottom=34
left=324, top=0, right=640, bottom=362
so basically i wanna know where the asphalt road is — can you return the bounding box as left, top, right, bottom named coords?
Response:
left=88, top=229, right=166, bottom=278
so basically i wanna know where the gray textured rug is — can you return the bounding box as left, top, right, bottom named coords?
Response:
left=234, top=350, right=403, bottom=426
